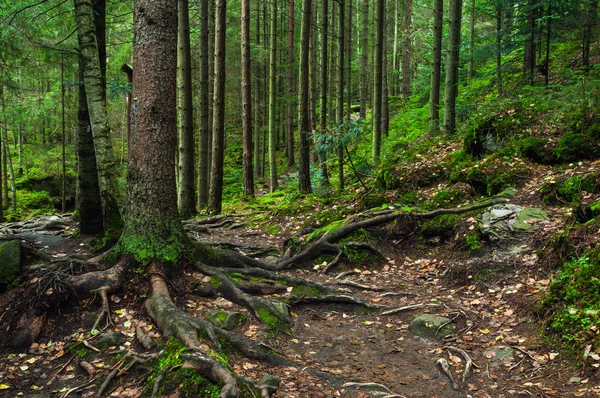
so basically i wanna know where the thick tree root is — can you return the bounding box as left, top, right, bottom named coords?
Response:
left=272, top=198, right=508, bottom=270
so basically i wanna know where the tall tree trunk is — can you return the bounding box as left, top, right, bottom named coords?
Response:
left=402, top=0, right=412, bottom=98
left=177, top=0, right=196, bottom=218
left=61, top=54, right=67, bottom=213
left=392, top=0, right=399, bottom=97
left=298, top=0, right=313, bottom=194
left=198, top=0, right=210, bottom=209
left=309, top=0, right=318, bottom=144
left=208, top=0, right=226, bottom=213
left=372, top=0, right=384, bottom=163
left=523, top=0, right=536, bottom=85
left=241, top=0, right=254, bottom=198
left=346, top=0, right=352, bottom=121
left=77, top=56, right=103, bottom=234
left=268, top=0, right=278, bottom=192
left=119, top=0, right=189, bottom=263
left=286, top=0, right=296, bottom=167
left=74, top=0, right=122, bottom=230
left=544, top=4, right=551, bottom=87
left=382, top=6, right=389, bottom=137
left=0, top=86, right=4, bottom=221
left=360, top=0, right=369, bottom=118
left=443, top=0, right=462, bottom=134
left=254, top=1, right=263, bottom=179
left=583, top=0, right=598, bottom=70
left=208, top=0, right=215, bottom=180
left=496, top=2, right=503, bottom=96
left=319, top=0, right=330, bottom=185
left=337, top=0, right=345, bottom=190
left=468, top=0, right=476, bottom=80
left=429, top=0, right=443, bottom=132
left=2, top=122, right=16, bottom=212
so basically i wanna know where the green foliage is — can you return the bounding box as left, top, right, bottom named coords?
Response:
left=419, top=215, right=461, bottom=239
left=463, top=231, right=483, bottom=252
left=541, top=257, right=600, bottom=352
left=541, top=172, right=600, bottom=206
left=553, top=132, right=598, bottom=163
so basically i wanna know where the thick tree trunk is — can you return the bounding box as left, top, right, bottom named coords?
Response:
left=402, top=0, right=412, bottom=98
left=372, top=0, right=384, bottom=163
left=319, top=0, right=330, bottom=185
left=208, top=0, right=226, bottom=213
left=298, top=0, right=313, bottom=194
left=241, top=0, right=254, bottom=199
left=337, top=0, right=345, bottom=190
left=119, top=0, right=189, bottom=263
left=0, top=86, right=4, bottom=221
left=360, top=0, right=369, bottom=118
left=254, top=2, right=263, bottom=180
left=198, top=0, right=210, bottom=209
left=583, top=0, right=598, bottom=70
left=177, top=0, right=196, bottom=218
left=286, top=0, right=296, bottom=167
left=443, top=0, right=461, bottom=134
left=268, top=0, right=278, bottom=193
left=382, top=7, right=389, bottom=137
left=77, top=57, right=103, bottom=234
left=429, top=0, right=443, bottom=132
left=74, top=0, right=122, bottom=230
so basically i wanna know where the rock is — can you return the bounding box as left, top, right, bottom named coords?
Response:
left=409, top=314, right=454, bottom=339
left=488, top=346, right=515, bottom=361
left=0, top=240, right=21, bottom=290
left=481, top=205, right=548, bottom=240
left=259, top=374, right=280, bottom=388
left=205, top=309, right=245, bottom=331
left=96, top=332, right=125, bottom=349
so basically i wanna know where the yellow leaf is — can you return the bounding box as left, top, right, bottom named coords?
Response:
left=0, top=384, right=9, bottom=390
left=479, top=328, right=490, bottom=334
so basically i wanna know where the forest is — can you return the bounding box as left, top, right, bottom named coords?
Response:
left=0, top=0, right=600, bottom=396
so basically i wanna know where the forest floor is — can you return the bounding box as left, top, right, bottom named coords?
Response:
left=1, top=164, right=600, bottom=397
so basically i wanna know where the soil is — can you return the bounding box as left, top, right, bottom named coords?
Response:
left=1, top=183, right=600, bottom=398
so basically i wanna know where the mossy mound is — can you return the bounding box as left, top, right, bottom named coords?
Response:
left=541, top=172, right=600, bottom=205
left=419, top=215, right=461, bottom=240
left=518, top=137, right=557, bottom=164
left=553, top=132, right=600, bottom=163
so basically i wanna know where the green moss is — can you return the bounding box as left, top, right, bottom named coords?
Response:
left=307, top=219, right=347, bottom=242
left=290, top=285, right=327, bottom=297
left=540, top=256, right=600, bottom=354
left=419, top=215, right=461, bottom=238
left=518, top=137, right=555, bottom=164
left=463, top=231, right=483, bottom=252
left=265, top=224, right=280, bottom=235
left=542, top=172, right=600, bottom=205
left=553, top=132, right=598, bottom=162
left=117, top=220, right=189, bottom=265
left=257, top=306, right=280, bottom=327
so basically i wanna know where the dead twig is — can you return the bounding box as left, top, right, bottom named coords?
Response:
left=436, top=358, right=460, bottom=390
left=447, top=346, right=474, bottom=386
left=334, top=279, right=386, bottom=291
left=321, top=251, right=346, bottom=274
left=380, top=303, right=439, bottom=316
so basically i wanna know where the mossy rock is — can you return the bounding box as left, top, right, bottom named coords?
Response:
left=419, top=215, right=461, bottom=239
left=360, top=194, right=386, bottom=210
left=205, top=310, right=245, bottom=331
left=512, top=208, right=549, bottom=231
left=0, top=240, right=21, bottom=290
left=519, top=137, right=556, bottom=164
left=409, top=314, right=455, bottom=339
left=96, top=332, right=125, bottom=349
left=553, top=132, right=599, bottom=163
left=424, top=184, right=474, bottom=208
left=542, top=172, right=600, bottom=205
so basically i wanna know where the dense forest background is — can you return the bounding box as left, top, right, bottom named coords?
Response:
left=0, top=0, right=600, bottom=396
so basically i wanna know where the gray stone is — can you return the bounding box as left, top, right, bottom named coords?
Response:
left=409, top=314, right=454, bottom=339
left=259, top=374, right=280, bottom=388
left=481, top=205, right=548, bottom=241
left=484, top=346, right=515, bottom=361
left=0, top=240, right=21, bottom=286
left=205, top=309, right=245, bottom=331
left=96, top=332, right=125, bottom=349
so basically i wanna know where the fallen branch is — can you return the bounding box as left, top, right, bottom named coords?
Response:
left=334, top=279, right=386, bottom=291
left=447, top=346, right=474, bottom=387
left=380, top=303, right=439, bottom=316
left=436, top=358, right=459, bottom=391
left=343, top=382, right=407, bottom=398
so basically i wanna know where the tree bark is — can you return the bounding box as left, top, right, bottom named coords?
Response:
left=298, top=0, right=313, bottom=194
left=119, top=0, right=189, bottom=262
left=319, top=0, right=330, bottom=185
left=337, top=0, right=345, bottom=190
left=583, top=0, right=598, bottom=70
left=496, top=2, right=503, bottom=96
left=74, top=0, right=122, bottom=230
left=241, top=0, right=254, bottom=199
left=198, top=0, right=210, bottom=209
left=372, top=0, right=384, bottom=163
left=268, top=0, right=278, bottom=193
left=0, top=86, right=4, bottom=221
left=208, top=0, right=226, bottom=213
left=429, top=0, right=443, bottom=132
left=177, top=0, right=196, bottom=218
left=360, top=0, right=369, bottom=119
left=443, top=0, right=462, bottom=134
left=402, top=0, right=412, bottom=98
left=286, top=0, right=296, bottom=167
left=77, top=56, right=103, bottom=234
left=468, top=0, right=476, bottom=80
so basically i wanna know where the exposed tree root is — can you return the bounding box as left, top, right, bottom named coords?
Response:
left=91, top=286, right=112, bottom=331
left=96, top=349, right=157, bottom=396
left=272, top=198, right=508, bottom=270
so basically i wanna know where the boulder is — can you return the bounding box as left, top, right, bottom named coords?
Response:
left=205, top=309, right=245, bottom=331
left=409, top=314, right=454, bottom=339
left=481, top=205, right=548, bottom=241
left=0, top=240, right=21, bottom=290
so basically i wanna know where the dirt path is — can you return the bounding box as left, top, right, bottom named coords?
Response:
left=0, top=213, right=599, bottom=397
